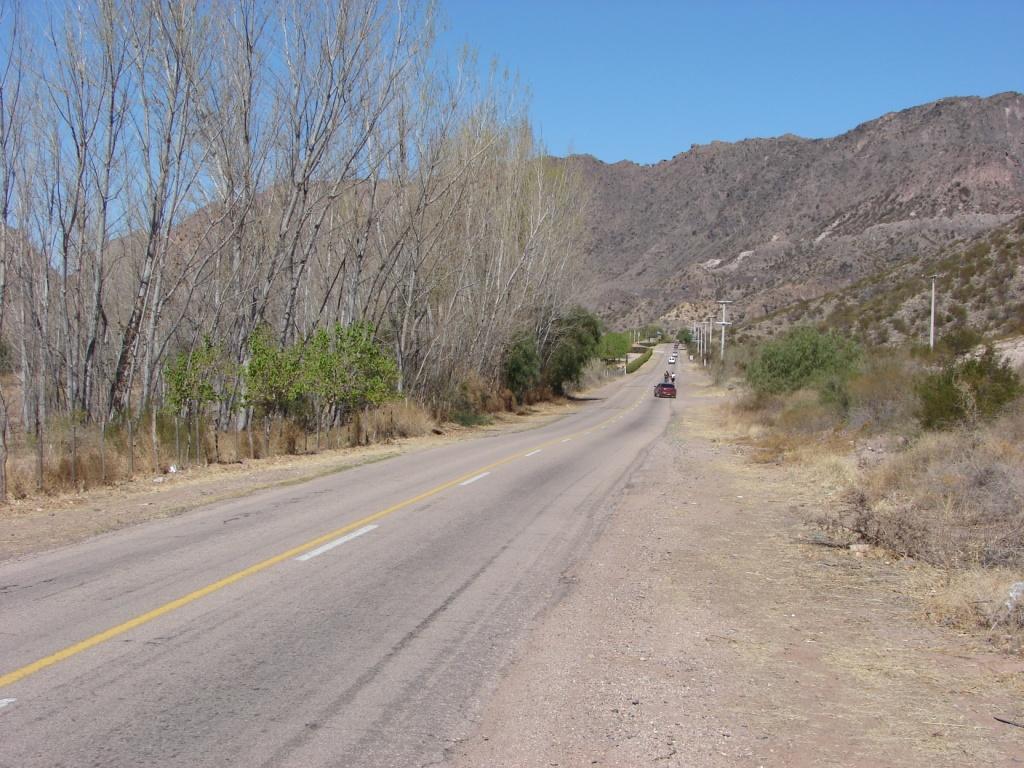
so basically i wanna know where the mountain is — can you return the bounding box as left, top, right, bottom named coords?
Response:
left=736, top=213, right=1024, bottom=347
left=566, top=92, right=1024, bottom=329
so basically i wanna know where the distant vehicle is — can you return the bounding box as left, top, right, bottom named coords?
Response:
left=668, top=356, right=676, bottom=364
left=654, top=382, right=677, bottom=398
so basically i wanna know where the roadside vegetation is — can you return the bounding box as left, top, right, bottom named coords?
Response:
left=626, top=347, right=653, bottom=373
left=717, top=325, right=1024, bottom=653
left=0, top=2, right=617, bottom=502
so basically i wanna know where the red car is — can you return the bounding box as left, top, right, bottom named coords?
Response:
left=654, top=382, right=676, bottom=398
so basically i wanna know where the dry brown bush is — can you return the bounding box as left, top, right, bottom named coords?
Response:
left=578, top=358, right=620, bottom=391
left=775, top=391, right=843, bottom=434
left=729, top=389, right=849, bottom=463
left=360, top=400, right=435, bottom=443
left=846, top=353, right=920, bottom=432
left=921, top=568, right=1024, bottom=653
left=6, top=423, right=139, bottom=496
left=833, top=405, right=1024, bottom=569
left=1, top=400, right=439, bottom=501
left=518, top=384, right=555, bottom=407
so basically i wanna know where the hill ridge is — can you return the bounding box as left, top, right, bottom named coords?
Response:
left=567, top=91, right=1024, bottom=327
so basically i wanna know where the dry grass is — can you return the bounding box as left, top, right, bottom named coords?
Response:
left=6, top=422, right=138, bottom=498
left=919, top=568, right=1024, bottom=654
left=834, top=405, right=1024, bottom=569
left=731, top=351, right=1024, bottom=571
left=846, top=353, right=921, bottom=433
left=729, top=388, right=849, bottom=463
left=728, top=360, right=1024, bottom=654
left=577, top=358, right=622, bottom=390
left=356, top=400, right=436, bottom=444
left=2, top=400, right=439, bottom=501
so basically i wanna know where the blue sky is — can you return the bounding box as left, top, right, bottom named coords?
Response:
left=437, top=1, right=1024, bottom=164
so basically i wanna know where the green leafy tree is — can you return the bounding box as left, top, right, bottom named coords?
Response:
left=676, top=328, right=693, bottom=345
left=299, top=322, right=396, bottom=448
left=302, top=322, right=397, bottom=414
left=939, top=326, right=983, bottom=357
left=597, top=331, right=631, bottom=360
left=339, top=321, right=398, bottom=411
left=165, top=336, right=222, bottom=415
left=165, top=336, right=230, bottom=463
left=244, top=325, right=304, bottom=419
left=542, top=307, right=602, bottom=394
left=503, top=333, right=542, bottom=399
left=639, top=324, right=663, bottom=341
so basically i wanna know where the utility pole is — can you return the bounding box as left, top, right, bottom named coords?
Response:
left=705, top=317, right=713, bottom=366
left=927, top=274, right=939, bottom=351
left=716, top=300, right=733, bottom=361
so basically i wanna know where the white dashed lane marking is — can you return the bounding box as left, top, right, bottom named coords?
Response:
left=294, top=525, right=378, bottom=562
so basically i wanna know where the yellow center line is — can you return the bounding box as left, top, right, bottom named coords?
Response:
left=0, top=376, right=657, bottom=690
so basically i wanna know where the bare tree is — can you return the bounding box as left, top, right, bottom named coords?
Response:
left=108, top=0, right=205, bottom=418
left=0, top=0, right=25, bottom=499
left=0, top=0, right=588, bottom=495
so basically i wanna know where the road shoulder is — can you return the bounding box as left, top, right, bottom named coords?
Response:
left=448, top=374, right=1024, bottom=767
left=0, top=401, right=581, bottom=563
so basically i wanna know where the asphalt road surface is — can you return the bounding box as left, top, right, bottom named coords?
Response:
left=0, top=347, right=680, bottom=768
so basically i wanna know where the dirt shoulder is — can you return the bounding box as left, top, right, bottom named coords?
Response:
left=0, top=401, right=579, bottom=563
left=448, top=371, right=1024, bottom=767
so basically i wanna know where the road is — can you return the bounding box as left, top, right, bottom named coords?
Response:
left=0, top=346, right=679, bottom=768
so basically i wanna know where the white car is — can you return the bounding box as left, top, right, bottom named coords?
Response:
left=668, top=356, right=676, bottom=364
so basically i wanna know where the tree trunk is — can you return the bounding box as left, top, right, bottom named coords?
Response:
left=71, top=420, right=77, bottom=488
left=127, top=416, right=134, bottom=478
left=99, top=413, right=106, bottom=484
left=35, top=401, right=43, bottom=491
left=151, top=405, right=159, bottom=473
left=0, top=393, right=8, bottom=503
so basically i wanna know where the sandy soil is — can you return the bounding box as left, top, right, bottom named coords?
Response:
left=449, top=375, right=1024, bottom=767
left=0, top=401, right=578, bottom=562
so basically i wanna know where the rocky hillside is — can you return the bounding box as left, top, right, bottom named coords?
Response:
left=568, top=92, right=1024, bottom=329
left=734, top=214, right=1024, bottom=348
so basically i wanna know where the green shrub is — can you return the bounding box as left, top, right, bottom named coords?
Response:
left=626, top=347, right=652, bottom=373
left=818, top=374, right=852, bottom=414
left=963, top=242, right=991, bottom=262
left=542, top=307, right=602, bottom=394
left=945, top=303, right=968, bottom=325
left=503, top=333, right=541, bottom=399
left=939, top=326, right=983, bottom=357
left=746, top=326, right=861, bottom=395
left=916, top=346, right=1022, bottom=429
left=452, top=409, right=492, bottom=427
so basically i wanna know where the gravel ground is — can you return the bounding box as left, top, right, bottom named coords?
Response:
left=448, top=374, right=1024, bottom=767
